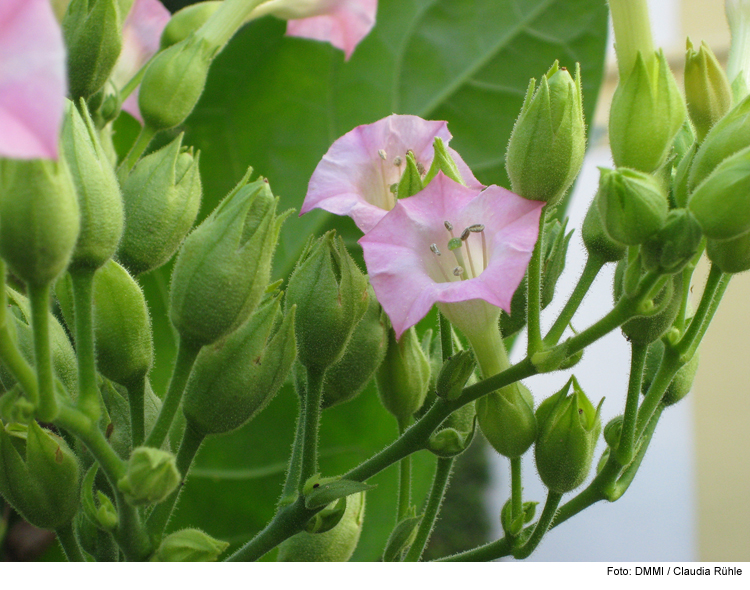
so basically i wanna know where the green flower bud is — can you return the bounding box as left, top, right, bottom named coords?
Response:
left=642, top=209, right=703, bottom=274
left=435, top=350, right=476, bottom=401
left=603, top=415, right=623, bottom=449
left=641, top=339, right=699, bottom=407
left=0, top=159, right=80, bottom=287
left=321, top=285, right=387, bottom=410
left=684, top=40, right=732, bottom=143
left=286, top=232, right=368, bottom=370
left=62, top=101, right=124, bottom=271
left=689, top=94, right=750, bottom=190
left=707, top=230, right=750, bottom=273
left=424, top=137, right=465, bottom=186
left=63, top=0, right=123, bottom=99
left=614, top=261, right=684, bottom=345
left=582, top=194, right=627, bottom=263
left=161, top=2, right=222, bottom=49
left=57, top=260, right=153, bottom=386
left=535, top=377, right=602, bottom=493
left=506, top=62, right=586, bottom=203
left=427, top=401, right=476, bottom=458
left=2, top=287, right=78, bottom=398
left=477, top=382, right=537, bottom=459
left=153, top=528, right=229, bottom=562
left=277, top=492, right=365, bottom=562
left=689, top=145, right=750, bottom=239
left=118, top=134, right=202, bottom=276
left=0, top=420, right=81, bottom=529
left=609, top=50, right=686, bottom=172
left=170, top=174, right=288, bottom=347
left=596, top=167, right=668, bottom=245
left=375, top=327, right=431, bottom=424
left=117, top=446, right=180, bottom=506
left=139, top=34, right=215, bottom=131
left=182, top=295, right=296, bottom=436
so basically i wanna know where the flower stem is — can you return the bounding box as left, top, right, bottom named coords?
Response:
left=145, top=337, right=201, bottom=450
left=526, top=207, right=547, bottom=355
left=510, top=456, right=523, bottom=522
left=439, top=311, right=453, bottom=361
left=615, top=342, right=648, bottom=465
left=28, top=284, right=58, bottom=422
left=435, top=535, right=513, bottom=561
left=56, top=521, right=85, bottom=562
left=299, top=366, right=325, bottom=490
left=608, top=0, right=655, bottom=77
left=197, top=0, right=268, bottom=49
left=125, top=376, right=147, bottom=449
left=403, top=457, right=454, bottom=562
left=70, top=269, right=101, bottom=421
left=281, top=385, right=306, bottom=501
left=544, top=254, right=605, bottom=346
left=396, top=418, right=412, bottom=522
left=146, top=420, right=205, bottom=539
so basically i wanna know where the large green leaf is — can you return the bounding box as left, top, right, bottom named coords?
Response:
left=151, top=0, right=608, bottom=561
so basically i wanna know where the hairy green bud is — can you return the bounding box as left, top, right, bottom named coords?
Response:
left=153, top=528, right=229, bottom=562
left=506, top=62, right=586, bottom=203
left=707, top=230, right=750, bottom=273
left=641, top=339, right=700, bottom=406
left=609, top=50, right=686, bottom=172
left=118, top=447, right=180, bottom=506
left=642, top=209, right=703, bottom=274
left=161, top=2, right=222, bottom=49
left=581, top=193, right=627, bottom=263
left=118, top=134, right=202, bottom=276
left=477, top=382, right=537, bottom=459
left=684, top=40, right=732, bottom=142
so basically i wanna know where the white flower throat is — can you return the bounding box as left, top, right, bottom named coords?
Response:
left=430, top=221, right=488, bottom=282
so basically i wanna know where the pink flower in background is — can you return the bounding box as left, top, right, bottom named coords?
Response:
left=251, top=0, right=377, bottom=60
left=0, top=0, right=66, bottom=160
left=300, top=114, right=484, bottom=233
left=113, top=0, right=171, bottom=122
left=359, top=173, right=544, bottom=338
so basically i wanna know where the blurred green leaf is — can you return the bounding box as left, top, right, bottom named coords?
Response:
left=150, top=0, right=608, bottom=561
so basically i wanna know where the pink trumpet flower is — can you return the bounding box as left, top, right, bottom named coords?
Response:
left=360, top=173, right=544, bottom=339
left=113, top=0, right=171, bottom=122
left=250, top=0, right=377, bottom=60
left=0, top=0, right=66, bottom=160
left=300, top=114, right=483, bottom=233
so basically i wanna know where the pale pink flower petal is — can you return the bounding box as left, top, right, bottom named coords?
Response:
left=300, top=114, right=484, bottom=233
left=360, top=173, right=544, bottom=338
left=0, top=0, right=66, bottom=160
left=286, top=0, right=376, bottom=60
left=113, top=0, right=171, bottom=122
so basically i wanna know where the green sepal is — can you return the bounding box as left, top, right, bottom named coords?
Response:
left=424, top=137, right=464, bottom=186
left=603, top=415, right=624, bottom=449
left=63, top=0, right=123, bottom=99
left=477, top=383, right=537, bottom=459
left=500, top=500, right=538, bottom=537
left=684, top=40, right=732, bottom=143
left=582, top=193, right=627, bottom=262
left=435, top=350, right=475, bottom=401
left=397, top=151, right=425, bottom=198
left=382, top=511, right=422, bottom=562
left=707, top=230, right=750, bottom=274
left=303, top=476, right=374, bottom=510
left=117, top=446, right=180, bottom=506
left=160, top=1, right=222, bottom=49
left=81, top=464, right=117, bottom=531
left=426, top=404, right=477, bottom=458
left=152, top=528, right=229, bottom=562
left=304, top=497, right=347, bottom=534
left=642, top=209, right=703, bottom=274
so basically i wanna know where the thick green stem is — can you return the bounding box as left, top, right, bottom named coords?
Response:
left=396, top=418, right=412, bottom=522
left=28, top=284, right=57, bottom=422
left=70, top=269, right=100, bottom=420
left=125, top=376, right=147, bottom=449
left=281, top=391, right=306, bottom=501
left=436, top=536, right=513, bottom=562
left=616, top=342, right=648, bottom=465
left=55, top=404, right=152, bottom=561
left=145, top=338, right=201, bottom=450
left=612, top=405, right=664, bottom=499
left=608, top=0, right=655, bottom=77
left=510, top=457, right=523, bottom=522
left=146, top=420, right=205, bottom=539
left=635, top=348, right=681, bottom=440
left=0, top=325, right=38, bottom=405
left=299, top=366, right=325, bottom=490
left=512, top=490, right=562, bottom=559
left=544, top=254, right=605, bottom=346
left=404, top=457, right=454, bottom=562
left=526, top=208, right=547, bottom=355
left=197, top=0, right=268, bottom=49
left=56, top=521, right=85, bottom=562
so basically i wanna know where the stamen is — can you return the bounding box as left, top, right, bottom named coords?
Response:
left=468, top=224, right=485, bottom=233
left=460, top=228, right=471, bottom=241
left=378, top=149, right=387, bottom=160
left=481, top=232, right=488, bottom=271
left=393, top=156, right=402, bottom=166
left=453, top=266, right=464, bottom=277
left=430, top=243, right=441, bottom=256
left=417, top=162, right=426, bottom=175
left=444, top=220, right=454, bottom=232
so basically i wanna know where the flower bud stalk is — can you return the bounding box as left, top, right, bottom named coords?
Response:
left=608, top=0, right=655, bottom=78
